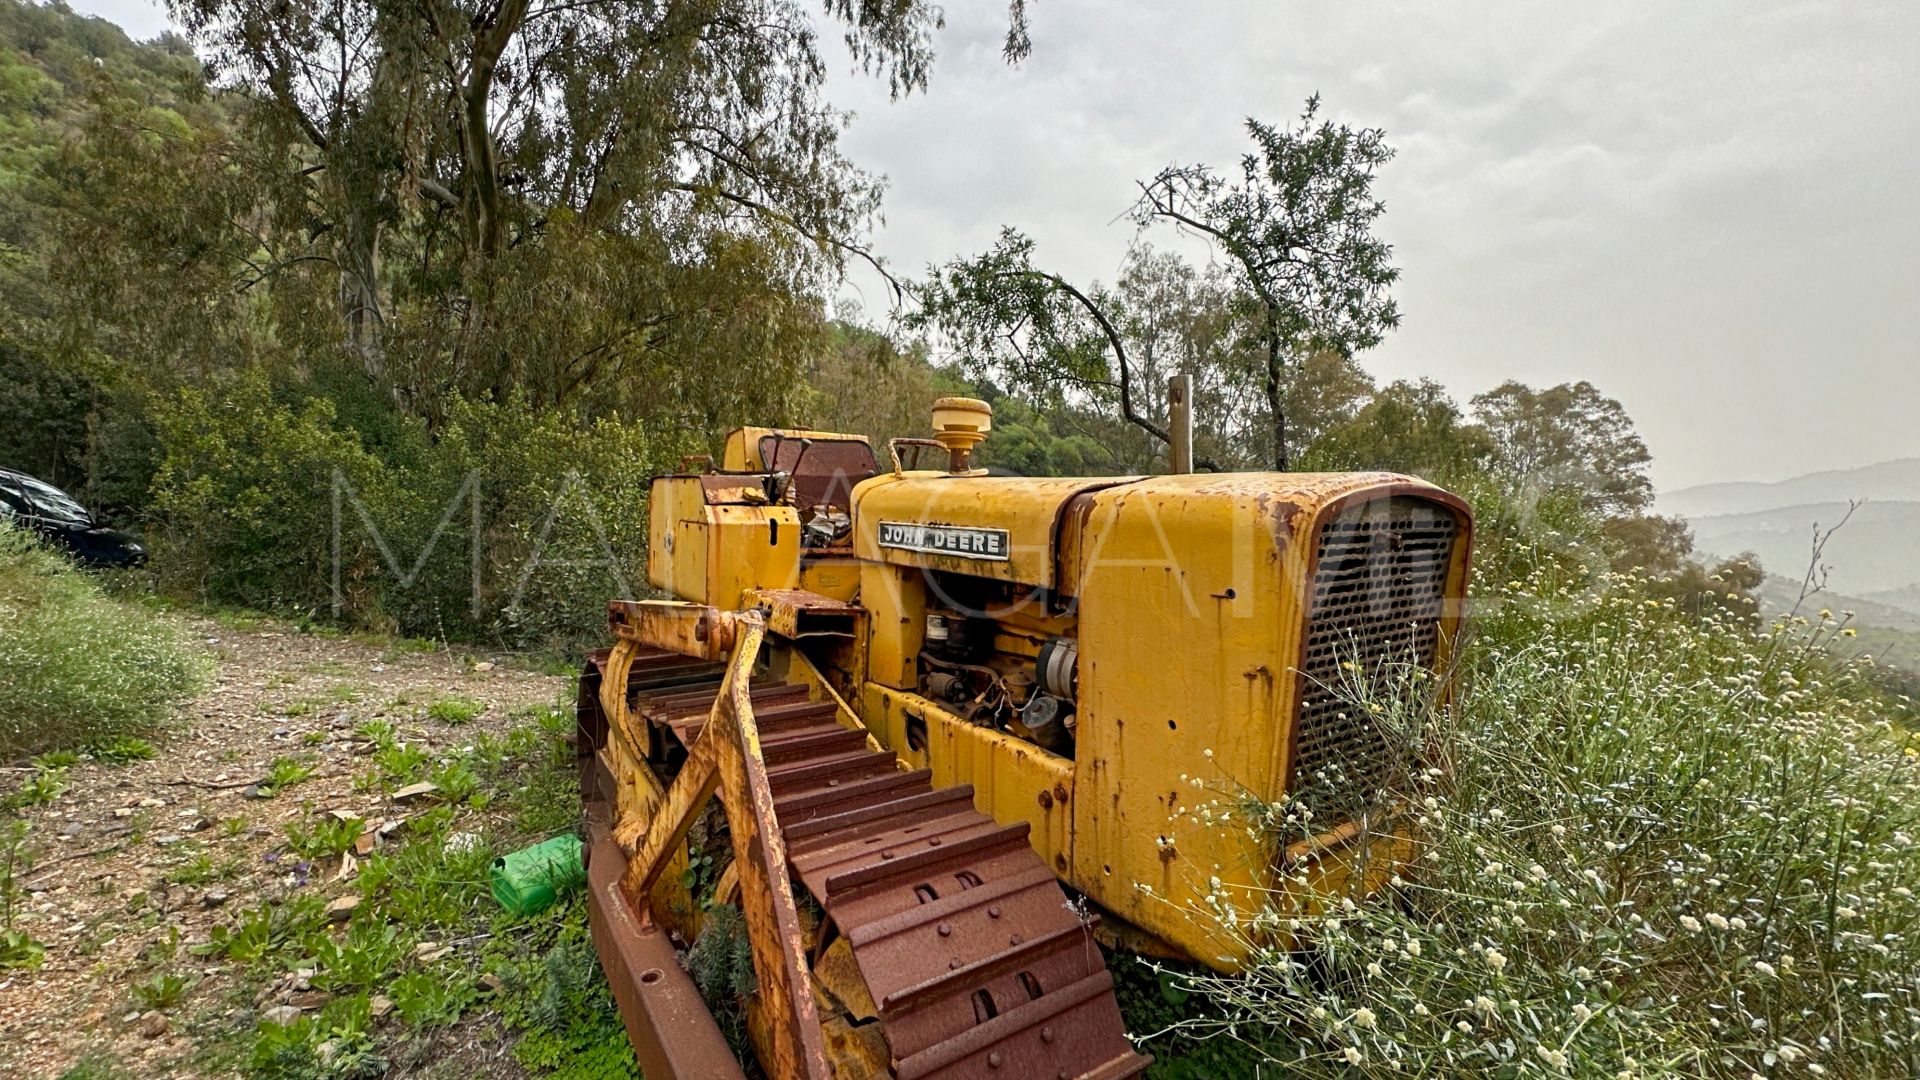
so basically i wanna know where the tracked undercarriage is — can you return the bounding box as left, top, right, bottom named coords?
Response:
left=576, top=607, right=1151, bottom=1080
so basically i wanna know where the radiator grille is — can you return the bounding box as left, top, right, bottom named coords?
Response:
left=1290, top=496, right=1460, bottom=819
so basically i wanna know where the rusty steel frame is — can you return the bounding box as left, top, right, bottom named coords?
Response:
left=612, top=612, right=833, bottom=1080
left=609, top=598, right=745, bottom=661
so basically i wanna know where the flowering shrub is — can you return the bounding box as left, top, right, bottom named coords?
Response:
left=1153, top=565, right=1920, bottom=1078
left=0, top=524, right=210, bottom=758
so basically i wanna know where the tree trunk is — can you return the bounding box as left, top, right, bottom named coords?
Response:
left=1264, top=305, right=1289, bottom=471
left=341, top=206, right=384, bottom=384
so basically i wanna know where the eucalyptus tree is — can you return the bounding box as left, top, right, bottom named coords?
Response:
left=166, top=0, right=1030, bottom=419
left=1134, top=95, right=1399, bottom=469
left=1471, top=380, right=1655, bottom=517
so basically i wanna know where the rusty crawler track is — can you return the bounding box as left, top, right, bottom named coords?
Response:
left=582, top=648, right=1151, bottom=1080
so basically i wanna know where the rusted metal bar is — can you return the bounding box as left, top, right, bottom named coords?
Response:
left=744, top=587, right=863, bottom=640
left=608, top=599, right=744, bottom=660
left=615, top=613, right=833, bottom=1080
left=584, top=824, right=747, bottom=1080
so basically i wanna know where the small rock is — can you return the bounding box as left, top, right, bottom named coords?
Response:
left=187, top=816, right=213, bottom=832
left=369, top=995, right=394, bottom=1020
left=317, top=1039, right=340, bottom=1065
left=272, top=728, right=290, bottom=738
left=137, top=797, right=166, bottom=809
left=291, top=968, right=314, bottom=991
left=327, top=809, right=362, bottom=824
left=62, top=821, right=84, bottom=838
left=353, top=832, right=377, bottom=857
left=123, top=1010, right=142, bottom=1024
left=138, top=1011, right=170, bottom=1039
left=113, top=807, right=134, bottom=819
left=325, top=895, right=360, bottom=922
left=242, top=785, right=271, bottom=800
left=287, top=990, right=334, bottom=1010
left=262, top=1005, right=303, bottom=1026
left=376, top=819, right=405, bottom=839
left=473, top=661, right=495, bottom=672
left=153, top=835, right=184, bottom=847
left=391, top=782, right=439, bottom=803
left=414, top=941, right=450, bottom=963
left=477, top=973, right=504, bottom=995
left=201, top=889, right=230, bottom=909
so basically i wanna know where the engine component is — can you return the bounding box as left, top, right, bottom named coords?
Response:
left=1037, top=635, right=1079, bottom=699
left=923, top=670, right=965, bottom=703
left=1002, top=669, right=1035, bottom=707
left=1020, top=692, right=1074, bottom=754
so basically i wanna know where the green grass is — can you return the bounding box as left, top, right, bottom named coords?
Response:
left=130, top=969, right=195, bottom=1009
left=4, top=763, right=68, bottom=809
left=425, top=695, right=484, bottom=725
left=285, top=815, right=364, bottom=860
left=0, top=524, right=211, bottom=758
left=54, top=1053, right=132, bottom=1080
left=85, top=736, right=156, bottom=764
left=180, top=694, right=600, bottom=1075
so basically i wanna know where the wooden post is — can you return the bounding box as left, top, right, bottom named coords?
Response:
left=1168, top=373, right=1194, bottom=474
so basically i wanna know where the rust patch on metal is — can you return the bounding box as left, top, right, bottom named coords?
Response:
left=609, top=599, right=743, bottom=660
left=583, top=824, right=748, bottom=1080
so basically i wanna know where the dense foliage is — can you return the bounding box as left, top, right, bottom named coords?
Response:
left=0, top=0, right=1015, bottom=648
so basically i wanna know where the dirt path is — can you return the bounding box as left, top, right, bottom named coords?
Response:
left=0, top=618, right=570, bottom=1079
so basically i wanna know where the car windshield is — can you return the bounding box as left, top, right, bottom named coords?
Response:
left=13, top=476, right=90, bottom=524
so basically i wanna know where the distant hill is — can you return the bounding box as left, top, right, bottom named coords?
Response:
left=1662, top=459, right=1920, bottom=625
left=1752, top=573, right=1920, bottom=634
left=1661, top=458, right=1920, bottom=518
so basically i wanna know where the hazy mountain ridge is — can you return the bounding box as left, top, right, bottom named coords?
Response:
left=1664, top=459, right=1920, bottom=624
left=1660, top=457, right=1920, bottom=518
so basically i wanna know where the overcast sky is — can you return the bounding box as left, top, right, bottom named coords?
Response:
left=74, top=0, right=1920, bottom=491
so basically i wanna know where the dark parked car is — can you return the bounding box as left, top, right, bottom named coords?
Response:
left=0, top=468, right=147, bottom=568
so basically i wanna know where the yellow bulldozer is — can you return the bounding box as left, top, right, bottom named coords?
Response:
left=574, top=398, right=1473, bottom=1079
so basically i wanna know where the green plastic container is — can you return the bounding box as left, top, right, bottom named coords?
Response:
left=490, top=834, right=586, bottom=916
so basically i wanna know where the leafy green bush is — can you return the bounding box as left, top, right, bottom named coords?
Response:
left=148, top=370, right=679, bottom=651
left=0, top=524, right=210, bottom=759
left=1158, top=566, right=1920, bottom=1078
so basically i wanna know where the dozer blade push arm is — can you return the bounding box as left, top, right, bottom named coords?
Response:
left=610, top=610, right=834, bottom=1080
